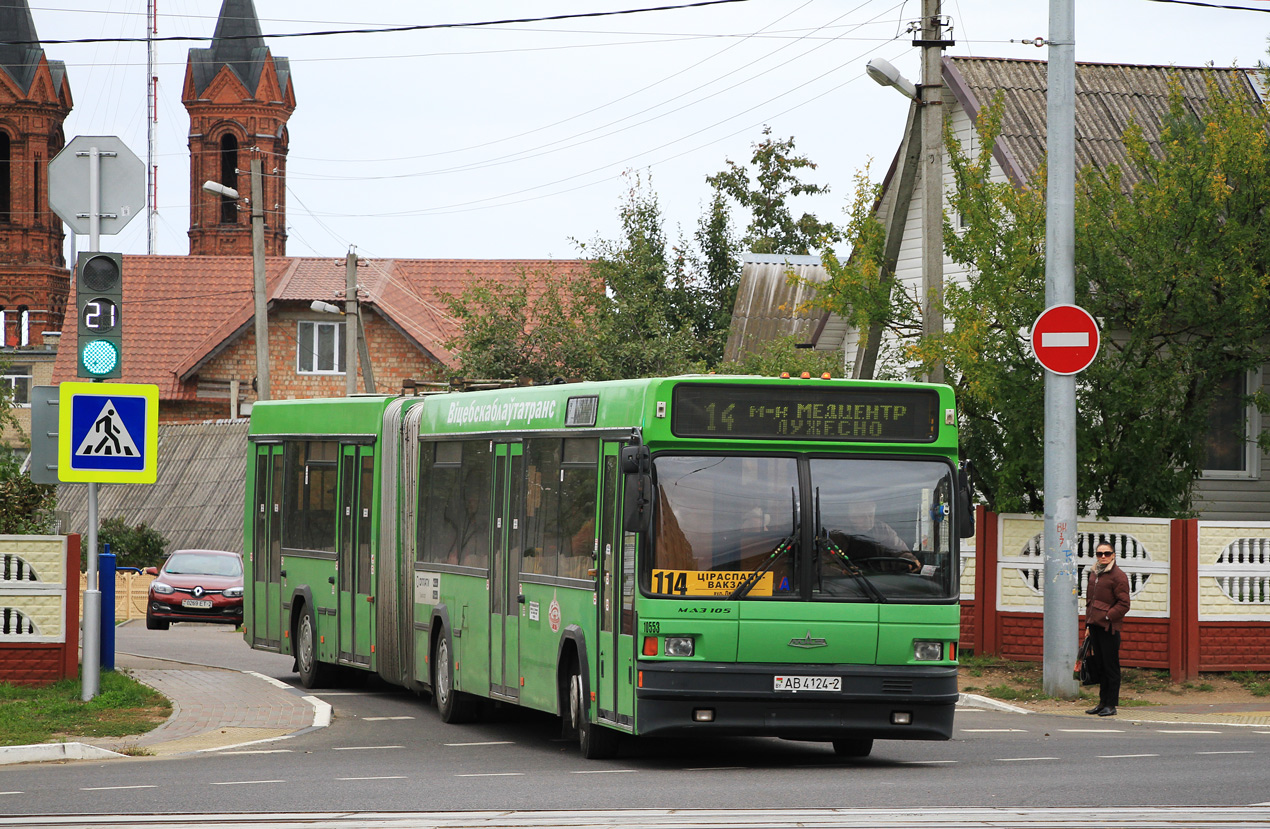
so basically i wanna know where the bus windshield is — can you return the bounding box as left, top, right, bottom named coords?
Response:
left=649, top=455, right=956, bottom=601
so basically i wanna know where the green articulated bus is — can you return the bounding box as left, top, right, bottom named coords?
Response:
left=244, top=375, right=973, bottom=759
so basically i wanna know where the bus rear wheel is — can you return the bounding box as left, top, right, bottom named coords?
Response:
left=296, top=605, right=332, bottom=689
left=569, top=665, right=618, bottom=759
left=832, top=738, right=874, bottom=757
left=434, top=631, right=477, bottom=723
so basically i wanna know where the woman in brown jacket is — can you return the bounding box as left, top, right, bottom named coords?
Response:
left=1084, top=541, right=1132, bottom=716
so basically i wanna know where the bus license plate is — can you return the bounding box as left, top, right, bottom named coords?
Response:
left=182, top=599, right=213, bottom=609
left=774, top=675, right=840, bottom=692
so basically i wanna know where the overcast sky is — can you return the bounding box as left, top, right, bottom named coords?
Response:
left=36, top=0, right=1270, bottom=262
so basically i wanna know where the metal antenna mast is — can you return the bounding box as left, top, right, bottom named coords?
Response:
left=146, top=0, right=158, bottom=253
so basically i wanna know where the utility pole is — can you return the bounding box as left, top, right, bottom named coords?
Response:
left=146, top=0, right=158, bottom=254
left=918, top=0, right=951, bottom=385
left=1042, top=0, right=1080, bottom=698
left=345, top=247, right=358, bottom=396
left=250, top=156, right=270, bottom=401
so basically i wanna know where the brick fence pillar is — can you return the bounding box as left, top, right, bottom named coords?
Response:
left=1168, top=518, right=1199, bottom=681
left=974, top=506, right=1000, bottom=655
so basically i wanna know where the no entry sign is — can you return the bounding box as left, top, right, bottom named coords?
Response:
left=1030, top=304, right=1099, bottom=375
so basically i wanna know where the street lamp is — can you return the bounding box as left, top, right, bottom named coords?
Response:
left=867, top=56, right=944, bottom=384
left=203, top=156, right=270, bottom=401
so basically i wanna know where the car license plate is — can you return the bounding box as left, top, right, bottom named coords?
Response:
left=774, top=675, right=840, bottom=692
left=182, top=599, right=213, bottom=609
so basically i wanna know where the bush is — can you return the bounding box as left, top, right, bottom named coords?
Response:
left=0, top=463, right=57, bottom=534
left=94, top=516, right=168, bottom=571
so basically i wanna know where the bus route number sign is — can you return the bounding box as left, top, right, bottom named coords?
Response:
left=671, top=384, right=940, bottom=442
left=652, top=569, right=773, bottom=597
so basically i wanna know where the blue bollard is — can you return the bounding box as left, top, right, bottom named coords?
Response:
left=100, top=545, right=116, bottom=671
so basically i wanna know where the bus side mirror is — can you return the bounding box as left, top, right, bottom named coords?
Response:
left=957, top=463, right=976, bottom=539
left=624, top=473, right=653, bottom=534
left=621, top=445, right=653, bottom=533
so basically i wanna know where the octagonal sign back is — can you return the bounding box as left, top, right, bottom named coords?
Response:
left=48, top=136, right=146, bottom=236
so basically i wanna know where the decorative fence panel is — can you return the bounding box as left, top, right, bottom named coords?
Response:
left=0, top=534, right=80, bottom=685
left=962, top=510, right=1270, bottom=678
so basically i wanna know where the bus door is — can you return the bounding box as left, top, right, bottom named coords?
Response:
left=596, top=441, right=635, bottom=727
left=489, top=441, right=523, bottom=700
left=337, top=444, right=375, bottom=668
left=251, top=443, right=284, bottom=650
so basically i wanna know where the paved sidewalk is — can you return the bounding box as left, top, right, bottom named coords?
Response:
left=958, top=692, right=1270, bottom=726
left=0, top=652, right=329, bottom=765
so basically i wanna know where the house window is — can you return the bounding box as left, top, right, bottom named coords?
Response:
left=1203, top=370, right=1260, bottom=477
left=0, top=132, right=10, bottom=223
left=2, top=364, right=32, bottom=407
left=297, top=320, right=346, bottom=374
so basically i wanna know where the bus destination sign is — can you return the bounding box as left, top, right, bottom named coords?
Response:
left=671, top=384, right=940, bottom=442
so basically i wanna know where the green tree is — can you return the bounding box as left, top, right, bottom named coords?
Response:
left=936, top=74, right=1270, bottom=516
left=713, top=334, right=841, bottom=379
left=666, top=182, right=742, bottom=366
left=708, top=126, right=839, bottom=255
left=439, top=265, right=613, bottom=384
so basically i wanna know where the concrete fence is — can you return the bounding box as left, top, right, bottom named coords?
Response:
left=959, top=506, right=1270, bottom=679
left=0, top=534, right=80, bottom=685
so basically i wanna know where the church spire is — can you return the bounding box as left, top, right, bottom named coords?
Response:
left=184, top=0, right=294, bottom=256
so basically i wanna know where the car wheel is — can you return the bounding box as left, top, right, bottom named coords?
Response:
left=145, top=609, right=168, bottom=631
left=433, top=631, right=477, bottom=723
left=570, top=662, right=618, bottom=759
left=832, top=738, right=873, bottom=757
left=295, top=605, right=331, bottom=689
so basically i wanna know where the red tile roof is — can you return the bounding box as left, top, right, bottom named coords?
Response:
left=52, top=255, right=591, bottom=400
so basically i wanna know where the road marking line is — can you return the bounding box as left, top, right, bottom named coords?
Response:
left=1196, top=750, right=1255, bottom=755
left=332, top=745, right=404, bottom=750
left=685, top=766, right=745, bottom=771
left=209, top=780, right=285, bottom=786
left=364, top=716, right=415, bottom=721
left=456, top=772, right=525, bottom=777
left=80, top=785, right=158, bottom=791
left=337, top=776, right=409, bottom=781
left=961, top=728, right=1027, bottom=733
left=1156, top=730, right=1221, bottom=734
left=0, top=792, right=22, bottom=796
left=217, top=749, right=293, bottom=755
left=994, top=757, right=1059, bottom=762
left=1061, top=729, right=1124, bottom=733
left=445, top=741, right=514, bottom=746
left=1098, top=754, right=1158, bottom=759
left=571, top=769, right=638, bottom=774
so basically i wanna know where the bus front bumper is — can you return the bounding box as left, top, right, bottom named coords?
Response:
left=634, top=661, right=958, bottom=741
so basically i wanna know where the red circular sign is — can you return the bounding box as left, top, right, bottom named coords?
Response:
left=1030, top=304, right=1099, bottom=375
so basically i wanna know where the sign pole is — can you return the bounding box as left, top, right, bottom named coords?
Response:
left=81, top=144, right=103, bottom=701
left=1042, top=0, right=1079, bottom=698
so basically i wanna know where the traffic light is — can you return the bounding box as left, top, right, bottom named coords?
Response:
left=75, top=252, right=123, bottom=379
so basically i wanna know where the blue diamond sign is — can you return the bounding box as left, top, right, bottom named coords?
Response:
left=58, top=382, right=159, bottom=484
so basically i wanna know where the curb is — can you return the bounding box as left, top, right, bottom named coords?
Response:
left=0, top=742, right=126, bottom=766
left=957, top=692, right=1032, bottom=714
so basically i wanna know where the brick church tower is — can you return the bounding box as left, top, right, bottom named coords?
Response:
left=184, top=0, right=293, bottom=256
left=0, top=0, right=71, bottom=344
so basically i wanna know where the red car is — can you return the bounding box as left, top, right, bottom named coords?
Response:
left=145, top=549, right=245, bottom=630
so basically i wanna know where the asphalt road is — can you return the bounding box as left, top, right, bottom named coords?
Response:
left=2, top=624, right=1269, bottom=823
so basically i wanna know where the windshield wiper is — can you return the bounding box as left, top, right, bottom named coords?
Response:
left=727, top=487, right=798, bottom=601
left=816, top=488, right=887, bottom=603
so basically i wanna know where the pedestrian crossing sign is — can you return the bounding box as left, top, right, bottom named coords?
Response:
left=58, top=381, right=159, bottom=484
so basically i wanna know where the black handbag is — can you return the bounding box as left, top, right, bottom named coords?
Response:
left=1075, top=636, right=1101, bottom=686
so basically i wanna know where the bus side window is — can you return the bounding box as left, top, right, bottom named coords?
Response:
left=523, top=439, right=561, bottom=577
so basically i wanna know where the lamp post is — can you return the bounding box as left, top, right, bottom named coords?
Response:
left=202, top=157, right=270, bottom=402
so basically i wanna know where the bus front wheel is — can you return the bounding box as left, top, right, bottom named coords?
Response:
left=832, top=738, right=873, bottom=757
left=569, top=665, right=618, bottom=759
left=296, top=606, right=331, bottom=689
left=434, top=631, right=477, bottom=723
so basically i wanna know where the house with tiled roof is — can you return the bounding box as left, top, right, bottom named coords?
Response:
left=49, top=255, right=590, bottom=422
left=730, top=56, right=1270, bottom=520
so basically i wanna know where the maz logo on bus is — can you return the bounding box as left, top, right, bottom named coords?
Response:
left=677, top=606, right=732, bottom=614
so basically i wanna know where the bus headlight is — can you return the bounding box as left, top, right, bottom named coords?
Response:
left=664, top=636, right=695, bottom=657
left=913, top=640, right=943, bottom=661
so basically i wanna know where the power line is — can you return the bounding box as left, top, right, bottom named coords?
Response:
left=1143, top=0, right=1270, bottom=9
left=26, top=1, right=754, bottom=46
